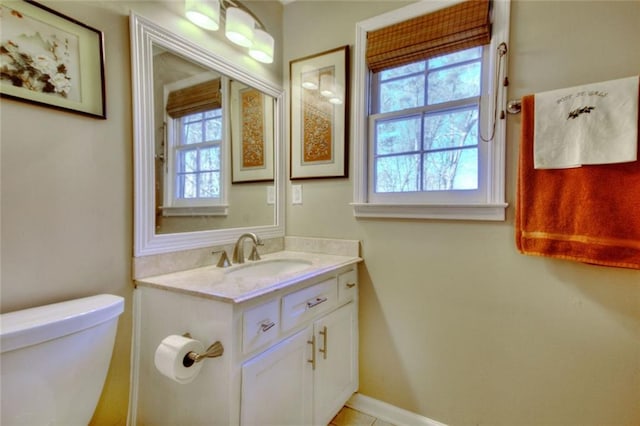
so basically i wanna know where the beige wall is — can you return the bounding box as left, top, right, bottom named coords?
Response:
left=283, top=1, right=640, bottom=425
left=1, top=2, right=133, bottom=424
left=0, top=1, right=281, bottom=425
left=2, top=1, right=638, bottom=425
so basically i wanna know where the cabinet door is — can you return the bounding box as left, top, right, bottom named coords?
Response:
left=313, top=302, right=358, bottom=426
left=241, top=327, right=313, bottom=426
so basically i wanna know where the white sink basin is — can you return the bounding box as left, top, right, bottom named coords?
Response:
left=225, top=258, right=313, bottom=278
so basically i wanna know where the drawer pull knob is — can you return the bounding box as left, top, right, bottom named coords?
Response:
left=319, top=326, right=328, bottom=360
left=260, top=321, right=275, bottom=333
left=346, top=282, right=356, bottom=288
left=307, top=297, right=328, bottom=309
left=307, top=335, right=316, bottom=370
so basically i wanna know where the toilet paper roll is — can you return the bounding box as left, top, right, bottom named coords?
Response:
left=154, top=334, right=205, bottom=384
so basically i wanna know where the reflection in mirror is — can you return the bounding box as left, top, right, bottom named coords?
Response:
left=152, top=47, right=275, bottom=234
left=131, top=13, right=284, bottom=256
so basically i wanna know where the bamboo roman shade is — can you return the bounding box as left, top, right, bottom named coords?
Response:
left=366, top=0, right=491, bottom=73
left=166, top=78, right=222, bottom=118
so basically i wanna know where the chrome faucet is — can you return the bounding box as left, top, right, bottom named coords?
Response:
left=232, top=233, right=263, bottom=264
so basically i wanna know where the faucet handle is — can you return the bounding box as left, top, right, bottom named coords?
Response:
left=248, top=245, right=261, bottom=261
left=213, top=250, right=231, bottom=268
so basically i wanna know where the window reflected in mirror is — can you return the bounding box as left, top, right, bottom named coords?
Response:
left=152, top=46, right=275, bottom=234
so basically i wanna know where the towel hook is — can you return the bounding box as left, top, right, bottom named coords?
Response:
left=506, top=99, right=522, bottom=114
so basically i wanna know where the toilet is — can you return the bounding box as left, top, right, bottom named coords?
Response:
left=1, top=294, right=124, bottom=425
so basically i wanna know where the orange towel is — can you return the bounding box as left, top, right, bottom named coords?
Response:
left=516, top=95, right=640, bottom=270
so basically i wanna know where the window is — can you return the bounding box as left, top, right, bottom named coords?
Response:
left=353, top=0, right=511, bottom=220
left=173, top=109, right=222, bottom=201
left=371, top=46, right=483, bottom=198
left=163, top=76, right=228, bottom=216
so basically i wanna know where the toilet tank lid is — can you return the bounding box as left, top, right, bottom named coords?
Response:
left=1, top=294, right=124, bottom=353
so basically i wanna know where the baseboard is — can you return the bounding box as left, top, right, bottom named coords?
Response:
left=346, top=393, right=448, bottom=426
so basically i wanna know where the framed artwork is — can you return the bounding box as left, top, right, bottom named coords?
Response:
left=230, top=80, right=274, bottom=183
left=290, top=45, right=349, bottom=179
left=0, top=1, right=106, bottom=119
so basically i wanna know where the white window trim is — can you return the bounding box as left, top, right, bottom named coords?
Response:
left=369, top=52, right=486, bottom=204
left=160, top=205, right=228, bottom=216
left=161, top=73, right=229, bottom=217
left=352, top=0, right=511, bottom=221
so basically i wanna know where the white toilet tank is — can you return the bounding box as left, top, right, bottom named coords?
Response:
left=1, top=294, right=124, bottom=426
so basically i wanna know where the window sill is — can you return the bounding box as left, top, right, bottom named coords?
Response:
left=160, top=205, right=228, bottom=217
left=351, top=202, right=508, bottom=221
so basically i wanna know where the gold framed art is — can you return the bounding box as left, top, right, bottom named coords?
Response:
left=230, top=80, right=274, bottom=183
left=0, top=1, right=106, bottom=119
left=289, top=45, right=349, bottom=179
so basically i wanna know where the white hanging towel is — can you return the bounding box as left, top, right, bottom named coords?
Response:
left=533, top=75, right=639, bottom=169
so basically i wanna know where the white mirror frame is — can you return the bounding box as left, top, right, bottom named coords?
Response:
left=130, top=13, right=285, bottom=256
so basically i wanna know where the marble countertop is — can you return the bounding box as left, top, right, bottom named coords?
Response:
left=135, top=250, right=362, bottom=304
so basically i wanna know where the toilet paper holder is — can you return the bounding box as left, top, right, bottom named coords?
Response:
left=182, top=333, right=224, bottom=367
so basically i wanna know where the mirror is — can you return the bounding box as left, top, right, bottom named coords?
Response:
left=152, top=48, right=275, bottom=234
left=131, top=13, right=285, bottom=256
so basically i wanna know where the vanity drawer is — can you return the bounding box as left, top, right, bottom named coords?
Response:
left=243, top=299, right=280, bottom=354
left=281, top=278, right=337, bottom=332
left=338, top=269, right=358, bottom=303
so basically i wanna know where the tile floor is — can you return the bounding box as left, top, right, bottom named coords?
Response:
left=329, top=406, right=396, bottom=426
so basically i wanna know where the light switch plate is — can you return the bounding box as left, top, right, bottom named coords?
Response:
left=292, top=185, right=302, bottom=205
left=267, top=186, right=275, bottom=205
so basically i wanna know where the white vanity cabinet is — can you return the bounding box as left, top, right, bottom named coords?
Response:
left=241, top=297, right=357, bottom=426
left=241, top=327, right=313, bottom=425
left=241, top=270, right=359, bottom=425
left=132, top=260, right=359, bottom=426
left=312, top=301, right=358, bottom=425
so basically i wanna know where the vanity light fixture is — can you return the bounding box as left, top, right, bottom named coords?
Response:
left=302, top=80, right=318, bottom=90
left=301, top=70, right=343, bottom=104
left=319, top=73, right=335, bottom=98
left=225, top=6, right=254, bottom=47
left=185, top=0, right=275, bottom=64
left=301, top=71, right=319, bottom=90
left=328, top=82, right=344, bottom=104
left=328, top=94, right=343, bottom=105
left=185, top=0, right=220, bottom=31
left=248, top=29, right=275, bottom=64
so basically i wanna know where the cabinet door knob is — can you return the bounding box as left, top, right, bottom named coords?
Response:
left=346, top=282, right=356, bottom=288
